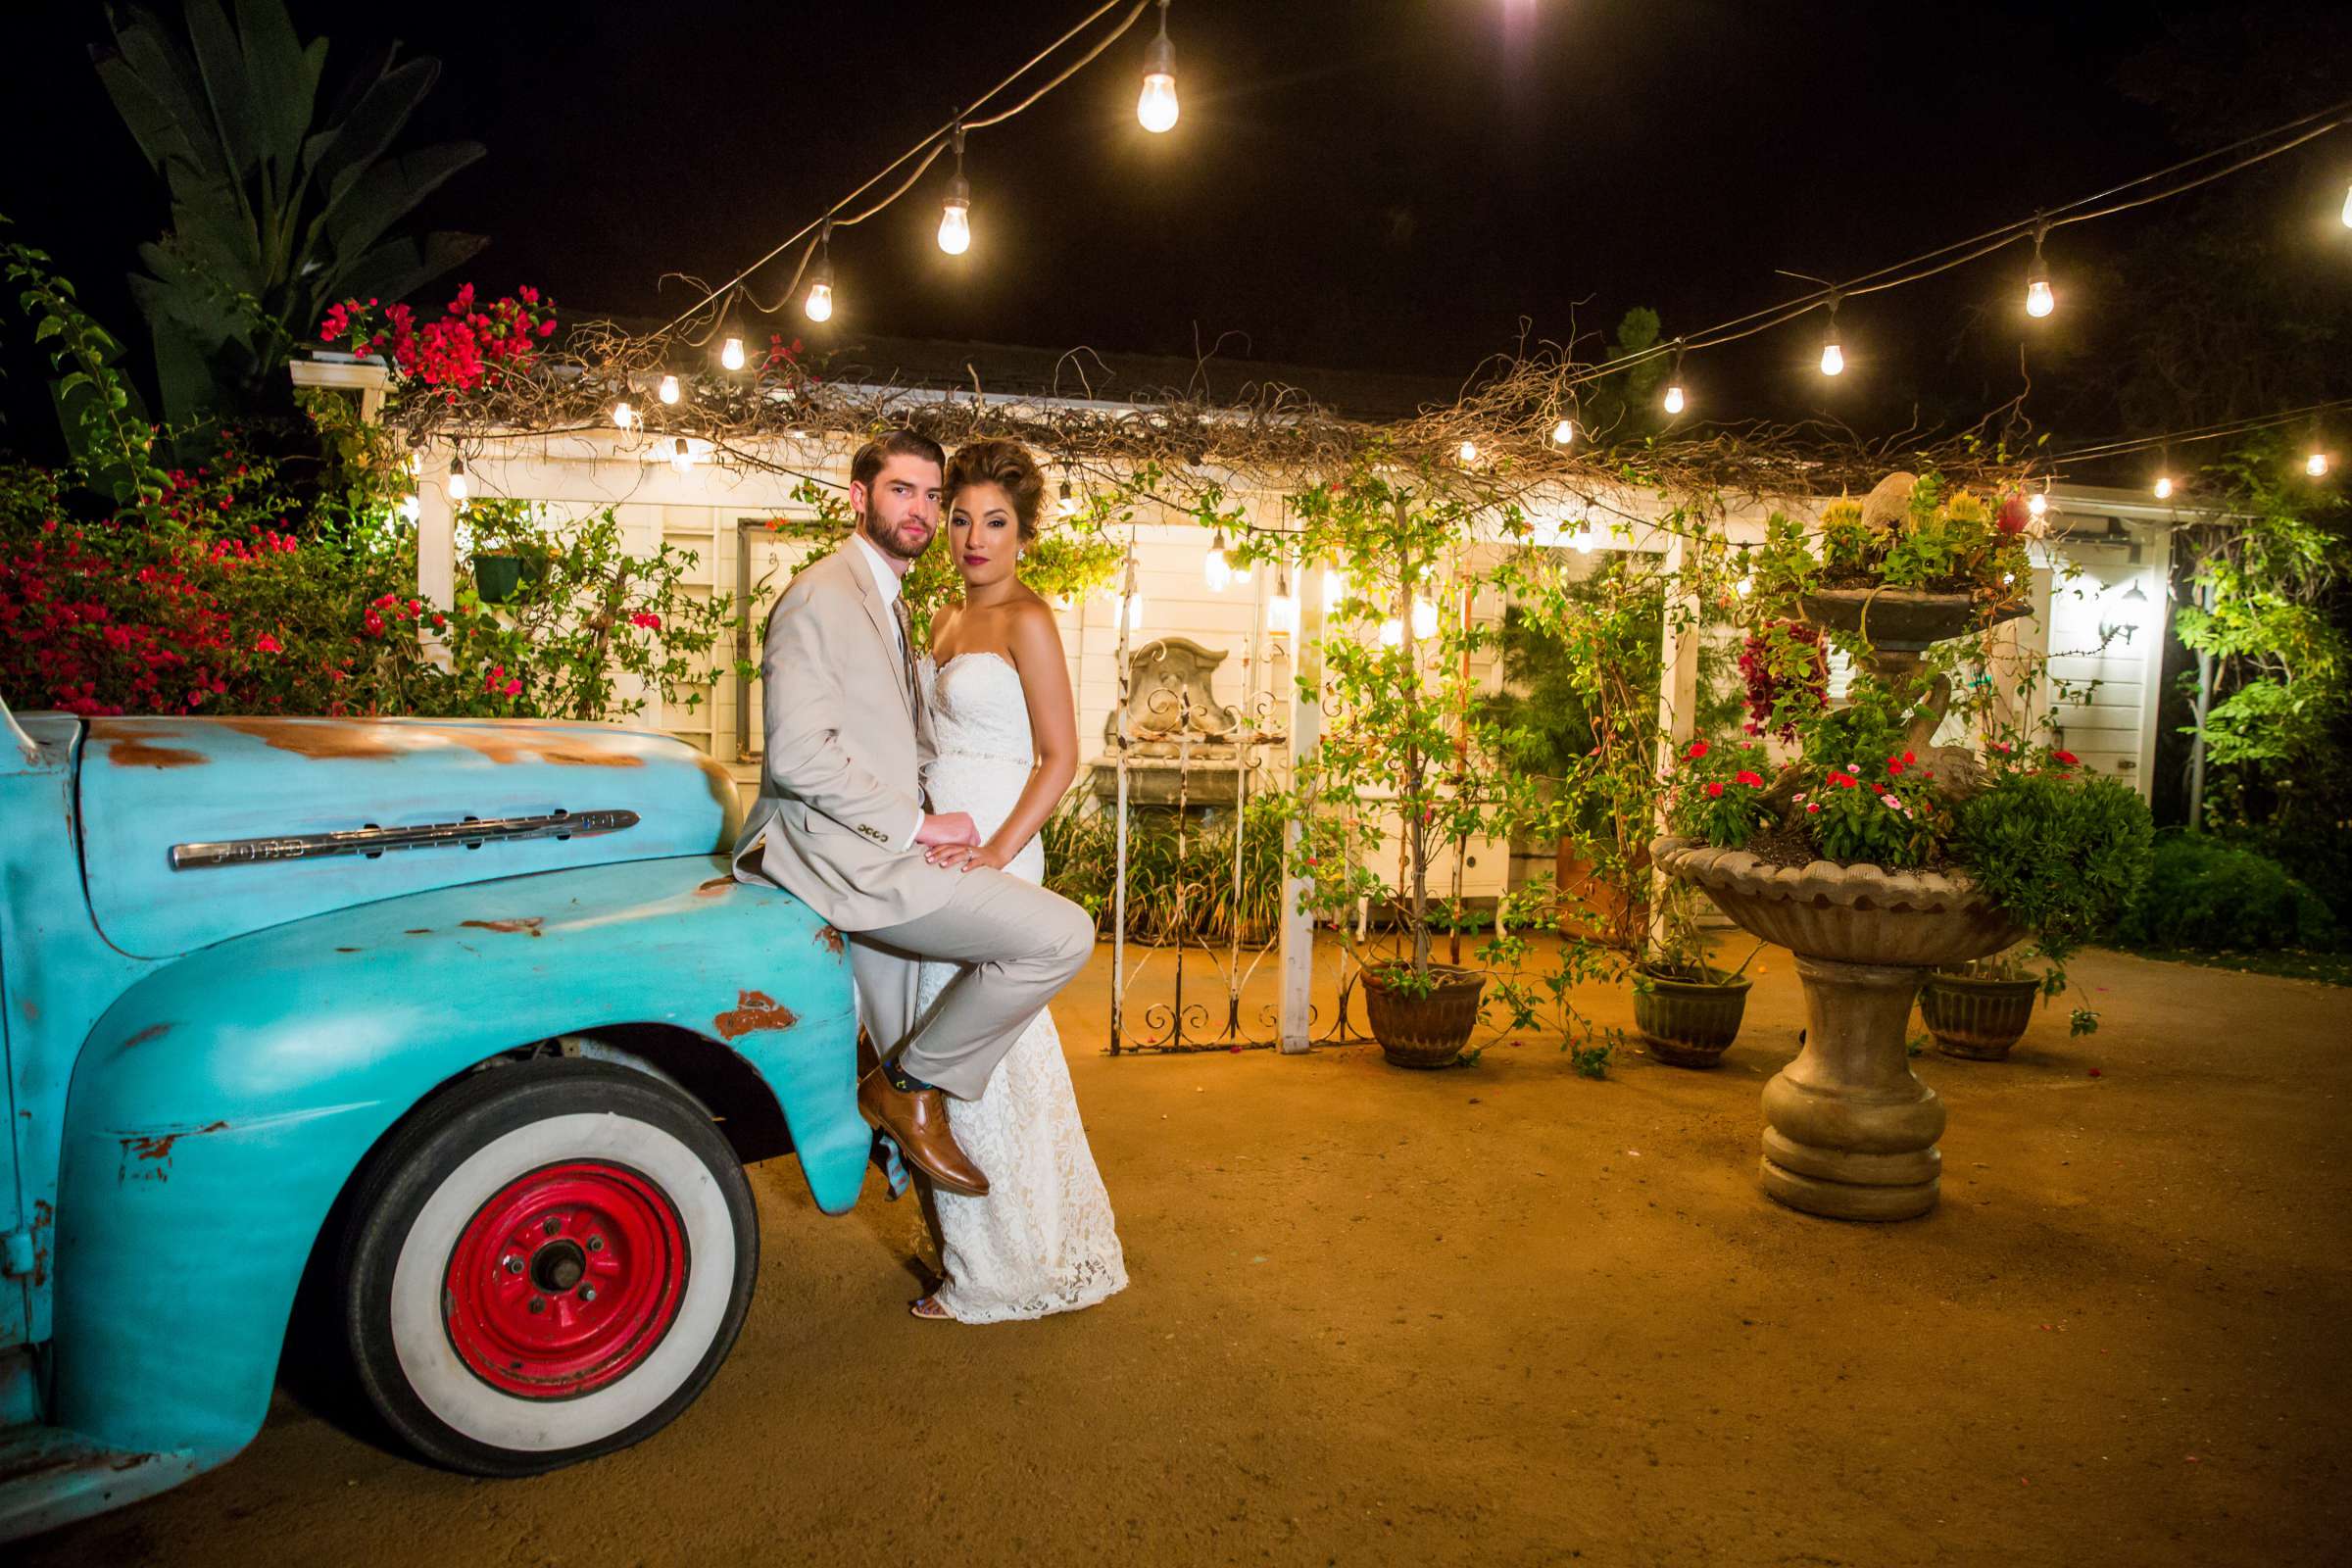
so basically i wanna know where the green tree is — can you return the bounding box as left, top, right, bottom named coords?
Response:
left=94, top=0, right=486, bottom=423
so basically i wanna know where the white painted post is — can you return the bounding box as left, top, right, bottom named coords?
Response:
left=1648, top=532, right=1698, bottom=948
left=1278, top=557, right=1325, bottom=1054
left=416, top=443, right=457, bottom=669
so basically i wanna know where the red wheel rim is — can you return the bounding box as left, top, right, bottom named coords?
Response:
left=443, top=1160, right=690, bottom=1398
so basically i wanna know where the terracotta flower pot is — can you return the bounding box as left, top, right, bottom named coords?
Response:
left=1920, top=972, right=2040, bottom=1061
left=1360, top=963, right=1487, bottom=1069
left=1653, top=836, right=2019, bottom=1221
left=1633, top=963, right=1752, bottom=1067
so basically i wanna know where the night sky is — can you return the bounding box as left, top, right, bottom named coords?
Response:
left=4, top=1, right=2345, bottom=452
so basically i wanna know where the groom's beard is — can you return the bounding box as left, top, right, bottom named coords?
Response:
left=859, top=504, right=934, bottom=564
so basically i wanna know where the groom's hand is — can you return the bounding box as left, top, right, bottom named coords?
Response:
left=914, top=810, right=981, bottom=850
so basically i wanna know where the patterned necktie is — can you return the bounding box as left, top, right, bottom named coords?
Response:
left=891, top=595, right=923, bottom=716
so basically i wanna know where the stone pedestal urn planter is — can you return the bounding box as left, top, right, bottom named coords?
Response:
left=1652, top=836, right=2020, bottom=1221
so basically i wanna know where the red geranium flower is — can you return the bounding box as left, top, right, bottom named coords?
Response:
left=1735, top=769, right=1764, bottom=788
left=1705, top=781, right=1725, bottom=799
left=1687, top=739, right=1710, bottom=760
left=254, top=633, right=282, bottom=654
left=2052, top=749, right=2079, bottom=764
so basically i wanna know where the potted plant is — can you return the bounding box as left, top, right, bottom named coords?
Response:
left=1632, top=880, right=1762, bottom=1067
left=464, top=499, right=550, bottom=606
left=1255, top=468, right=1549, bottom=1068
left=1918, top=948, right=2045, bottom=1060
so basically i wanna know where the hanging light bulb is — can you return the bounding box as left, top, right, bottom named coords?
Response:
left=1550, top=417, right=1576, bottom=446
left=1663, top=382, right=1687, bottom=416
left=2025, top=218, right=2055, bottom=318
left=1204, top=526, right=1233, bottom=592
left=1409, top=597, right=1439, bottom=640
left=1662, top=340, right=1688, bottom=416
left=2028, top=491, right=2048, bottom=518
left=446, top=456, right=468, bottom=505
left=658, top=374, right=681, bottom=406
left=1819, top=293, right=1844, bottom=376
left=938, top=126, right=971, bottom=255
left=2153, top=473, right=2175, bottom=501
left=804, top=225, right=835, bottom=322
left=2341, top=179, right=2352, bottom=228
left=1378, top=617, right=1403, bottom=648
left=1268, top=564, right=1298, bottom=635
left=1458, top=439, right=1479, bottom=464
left=1571, top=521, right=1598, bottom=554
left=2307, top=450, right=2330, bottom=477
left=720, top=336, right=745, bottom=371
left=1734, top=548, right=1754, bottom=599
left=1057, top=479, right=1079, bottom=517
left=671, top=436, right=695, bottom=474
left=1137, top=0, right=1178, bottom=133
left=1321, top=564, right=1344, bottom=615
left=612, top=399, right=634, bottom=431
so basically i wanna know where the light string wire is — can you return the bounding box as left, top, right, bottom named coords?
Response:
left=2052, top=395, right=2352, bottom=466
left=650, top=0, right=1148, bottom=341
left=1561, top=96, right=2352, bottom=389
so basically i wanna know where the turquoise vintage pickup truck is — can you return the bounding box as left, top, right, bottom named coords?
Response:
left=0, top=699, right=872, bottom=1540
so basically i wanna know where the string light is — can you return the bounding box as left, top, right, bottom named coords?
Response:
left=2153, top=472, right=2175, bottom=501
left=2308, top=449, right=2331, bottom=477
left=805, top=225, right=835, bottom=322
left=1819, top=294, right=1844, bottom=376
left=1549, top=416, right=1576, bottom=447
left=446, top=456, right=468, bottom=504
left=718, top=309, right=747, bottom=370
left=671, top=436, right=696, bottom=474
left=612, top=399, right=635, bottom=430
left=658, top=374, right=680, bottom=405
left=1138, top=0, right=1178, bottom=133
left=1268, top=564, right=1298, bottom=635
left=1378, top=617, right=1403, bottom=648
left=1458, top=439, right=1479, bottom=464
left=1321, top=564, right=1345, bottom=615
left=1662, top=341, right=1687, bottom=416
left=1057, top=479, right=1079, bottom=516
left=2025, top=217, right=2055, bottom=318
left=938, top=126, right=972, bottom=256
left=1734, top=547, right=1753, bottom=599
left=1204, top=526, right=1233, bottom=592
left=1409, top=597, right=1439, bottom=641
left=1571, top=521, right=1598, bottom=554
left=2028, top=491, right=2048, bottom=518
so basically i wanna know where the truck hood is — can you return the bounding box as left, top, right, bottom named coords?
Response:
left=77, top=716, right=743, bottom=958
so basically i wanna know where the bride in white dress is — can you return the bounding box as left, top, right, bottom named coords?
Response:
left=909, top=438, right=1127, bottom=1323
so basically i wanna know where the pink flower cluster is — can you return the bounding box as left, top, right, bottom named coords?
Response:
left=321, top=285, right=559, bottom=402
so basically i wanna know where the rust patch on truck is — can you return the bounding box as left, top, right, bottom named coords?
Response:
left=713, top=990, right=799, bottom=1040
left=122, top=1023, right=173, bottom=1050
left=461, top=917, right=545, bottom=937
left=216, top=716, right=647, bottom=768
left=28, top=1200, right=51, bottom=1288
left=118, top=1121, right=230, bottom=1182
left=696, top=875, right=735, bottom=898
left=103, top=735, right=209, bottom=769
left=16, top=996, right=35, bottom=1023
left=813, top=925, right=846, bottom=956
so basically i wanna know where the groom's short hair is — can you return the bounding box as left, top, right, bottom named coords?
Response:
left=850, top=429, right=946, bottom=491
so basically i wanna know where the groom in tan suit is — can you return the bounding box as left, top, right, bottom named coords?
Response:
left=733, top=429, right=1095, bottom=1196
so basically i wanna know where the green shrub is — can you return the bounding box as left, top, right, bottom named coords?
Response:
left=1954, top=768, right=2154, bottom=963
left=2114, top=833, right=2339, bottom=952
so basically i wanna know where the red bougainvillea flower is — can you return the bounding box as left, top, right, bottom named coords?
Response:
left=503, top=677, right=522, bottom=697
left=630, top=611, right=662, bottom=629
left=361, top=608, right=385, bottom=637
left=1735, top=769, right=1765, bottom=788
left=1687, top=739, right=1710, bottom=760
left=1705, top=781, right=1725, bottom=799
left=1903, top=751, right=1917, bottom=764
left=2052, top=749, right=2080, bottom=764
left=1997, top=493, right=2033, bottom=536
left=254, top=633, right=282, bottom=653
left=483, top=663, right=507, bottom=693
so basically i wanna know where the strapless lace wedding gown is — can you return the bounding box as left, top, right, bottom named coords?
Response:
left=918, top=651, right=1127, bottom=1323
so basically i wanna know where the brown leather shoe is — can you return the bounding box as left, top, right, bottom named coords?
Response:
left=858, top=1070, right=990, bottom=1197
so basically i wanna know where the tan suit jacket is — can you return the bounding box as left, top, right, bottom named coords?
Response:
left=731, top=543, right=957, bottom=930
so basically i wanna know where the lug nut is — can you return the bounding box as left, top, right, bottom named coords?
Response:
left=580, top=1286, right=598, bottom=1303
left=585, top=1236, right=604, bottom=1252
left=528, top=1297, right=546, bottom=1314
left=502, top=1254, right=521, bottom=1274
left=543, top=1215, right=562, bottom=1236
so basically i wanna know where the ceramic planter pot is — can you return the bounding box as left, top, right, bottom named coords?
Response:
left=1920, top=972, right=2040, bottom=1060
left=1632, top=963, right=1751, bottom=1067
left=1360, top=963, right=1487, bottom=1069
left=1653, top=836, right=2020, bottom=1221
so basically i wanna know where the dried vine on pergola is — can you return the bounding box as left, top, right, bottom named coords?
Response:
left=381, top=320, right=2040, bottom=546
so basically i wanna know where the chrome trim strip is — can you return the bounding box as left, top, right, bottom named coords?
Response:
left=169, top=808, right=641, bottom=870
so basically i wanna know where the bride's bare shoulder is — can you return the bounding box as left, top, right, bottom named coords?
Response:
left=1003, top=593, right=1063, bottom=652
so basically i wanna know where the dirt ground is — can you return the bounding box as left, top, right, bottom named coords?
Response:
left=27, top=941, right=2352, bottom=1568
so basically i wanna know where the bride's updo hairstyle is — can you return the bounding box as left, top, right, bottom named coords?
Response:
left=944, top=439, right=1046, bottom=542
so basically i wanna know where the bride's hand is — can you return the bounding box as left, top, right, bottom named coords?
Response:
left=925, top=840, right=1014, bottom=873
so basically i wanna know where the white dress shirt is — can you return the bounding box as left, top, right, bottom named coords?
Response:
left=851, top=531, right=925, bottom=851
